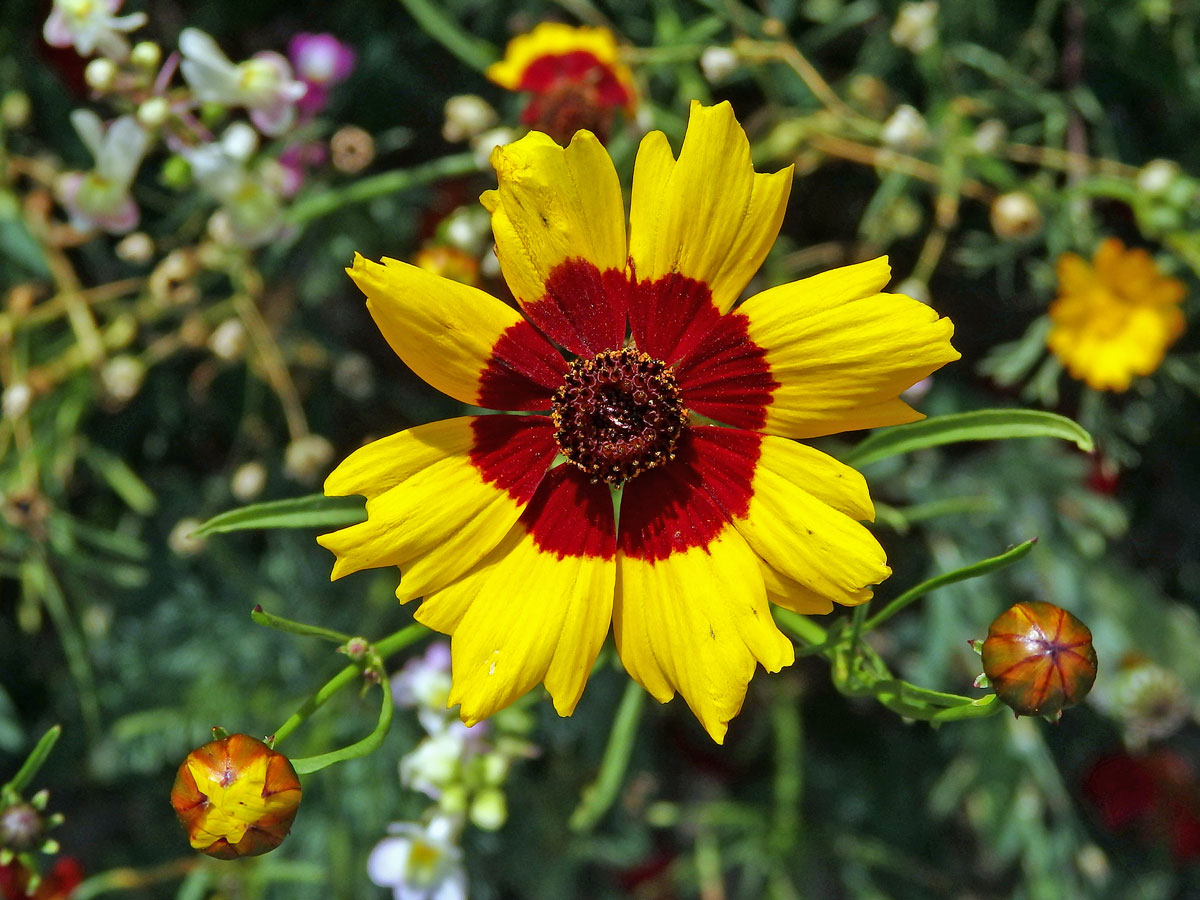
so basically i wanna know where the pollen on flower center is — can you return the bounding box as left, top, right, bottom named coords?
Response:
left=551, top=347, right=687, bottom=485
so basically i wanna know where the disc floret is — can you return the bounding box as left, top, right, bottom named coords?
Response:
left=551, top=348, right=687, bottom=485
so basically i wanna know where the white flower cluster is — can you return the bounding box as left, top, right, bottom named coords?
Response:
left=369, top=643, right=537, bottom=900
left=42, top=0, right=353, bottom=248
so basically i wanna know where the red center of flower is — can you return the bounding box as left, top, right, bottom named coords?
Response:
left=551, top=348, right=687, bottom=485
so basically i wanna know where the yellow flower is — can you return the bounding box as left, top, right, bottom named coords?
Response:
left=1047, top=237, right=1186, bottom=392
left=319, top=102, right=959, bottom=743
left=486, top=22, right=636, bottom=145
left=170, top=733, right=302, bottom=859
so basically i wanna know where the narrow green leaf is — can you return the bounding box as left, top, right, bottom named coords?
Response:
left=864, top=539, right=1038, bottom=631
left=80, top=445, right=156, bottom=514
left=570, top=679, right=646, bottom=832
left=3, top=725, right=62, bottom=796
left=844, top=409, right=1093, bottom=468
left=395, top=0, right=498, bottom=73
left=194, top=494, right=366, bottom=537
left=251, top=606, right=351, bottom=644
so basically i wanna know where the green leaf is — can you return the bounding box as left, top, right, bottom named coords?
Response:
left=80, top=444, right=156, bottom=514
left=193, top=494, right=366, bottom=537
left=289, top=671, right=393, bottom=776
left=3, top=725, right=61, bottom=796
left=844, top=409, right=1093, bottom=468
left=864, top=538, right=1038, bottom=631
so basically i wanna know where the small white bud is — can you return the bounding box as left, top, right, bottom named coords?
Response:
left=971, top=118, right=1007, bottom=154
left=231, top=460, right=268, bottom=502
left=1136, top=158, right=1182, bottom=196
left=890, top=2, right=939, bottom=54
left=2, top=383, right=32, bottom=419
left=115, top=232, right=155, bottom=264
left=85, top=58, right=118, bottom=92
left=894, top=277, right=930, bottom=305
left=168, top=518, right=206, bottom=556
left=880, top=105, right=928, bottom=151
left=471, top=127, right=517, bottom=168
left=136, top=97, right=170, bottom=129
left=469, top=788, right=508, bottom=831
left=699, top=46, right=739, bottom=83
left=989, top=191, right=1042, bottom=239
left=208, top=318, right=246, bottom=361
left=130, top=41, right=162, bottom=69
left=100, top=355, right=146, bottom=403
left=443, top=95, right=498, bottom=143
left=284, top=435, right=334, bottom=484
left=220, top=122, right=259, bottom=161
left=332, top=353, right=374, bottom=401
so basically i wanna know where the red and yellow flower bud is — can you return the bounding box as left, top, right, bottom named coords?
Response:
left=170, top=733, right=301, bottom=859
left=981, top=600, right=1098, bottom=718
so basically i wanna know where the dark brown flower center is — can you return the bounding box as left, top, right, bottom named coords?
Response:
left=551, top=348, right=687, bottom=485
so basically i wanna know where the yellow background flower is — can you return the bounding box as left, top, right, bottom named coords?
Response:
left=1048, top=237, right=1186, bottom=391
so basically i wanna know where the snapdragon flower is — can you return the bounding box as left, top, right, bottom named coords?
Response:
left=43, top=0, right=147, bottom=60
left=56, top=110, right=150, bottom=234
left=367, top=816, right=467, bottom=900
left=179, top=28, right=306, bottom=136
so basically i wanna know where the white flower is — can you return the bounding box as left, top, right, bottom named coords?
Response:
left=367, top=816, right=468, bottom=900
left=179, top=28, right=307, bottom=136
left=699, top=46, right=739, bottom=83
left=184, top=125, right=287, bottom=248
left=400, top=724, right=483, bottom=800
left=442, top=95, right=496, bottom=143
left=890, top=2, right=939, bottom=54
left=56, top=110, right=150, bottom=234
left=393, top=643, right=456, bottom=734
left=43, top=0, right=147, bottom=60
left=880, top=104, right=928, bottom=151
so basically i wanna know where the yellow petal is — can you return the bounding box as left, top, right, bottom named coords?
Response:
left=613, top=524, right=794, bottom=743
left=737, top=261, right=959, bottom=438
left=481, top=130, right=627, bottom=354
left=347, top=253, right=565, bottom=410
left=318, top=417, right=556, bottom=602
left=730, top=435, right=891, bottom=607
left=628, top=100, right=793, bottom=313
left=422, top=467, right=617, bottom=723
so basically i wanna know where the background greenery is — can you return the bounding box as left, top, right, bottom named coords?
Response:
left=3, top=0, right=1200, bottom=897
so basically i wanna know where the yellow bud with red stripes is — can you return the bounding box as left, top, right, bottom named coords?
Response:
left=981, top=601, right=1097, bottom=718
left=170, top=733, right=301, bottom=859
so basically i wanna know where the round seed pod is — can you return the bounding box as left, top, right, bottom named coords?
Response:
left=170, top=733, right=301, bottom=859
left=981, top=600, right=1097, bottom=718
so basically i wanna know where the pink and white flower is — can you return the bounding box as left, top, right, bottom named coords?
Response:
left=43, top=0, right=147, bottom=60
left=178, top=28, right=306, bottom=136
left=56, top=110, right=150, bottom=234
left=287, top=33, right=356, bottom=116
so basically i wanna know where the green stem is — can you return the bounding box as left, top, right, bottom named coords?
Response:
left=569, top=679, right=646, bottom=832
left=769, top=686, right=802, bottom=856
left=285, top=153, right=483, bottom=226
left=396, top=0, right=498, bottom=72
left=269, top=623, right=428, bottom=749
left=251, top=606, right=351, bottom=644
left=863, top=539, right=1038, bottom=632
left=289, top=671, right=393, bottom=776
left=2, top=725, right=61, bottom=797
left=773, top=608, right=828, bottom=648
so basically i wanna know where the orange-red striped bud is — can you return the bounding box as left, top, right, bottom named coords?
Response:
left=981, top=601, right=1097, bottom=718
left=170, top=734, right=301, bottom=859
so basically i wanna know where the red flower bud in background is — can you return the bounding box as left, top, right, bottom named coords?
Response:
left=170, top=733, right=301, bottom=859
left=981, top=600, right=1098, bottom=718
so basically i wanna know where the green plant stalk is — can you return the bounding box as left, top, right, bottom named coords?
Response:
left=2, top=725, right=61, bottom=797
left=289, top=670, right=393, bottom=776
left=269, top=623, right=428, bottom=749
left=251, top=606, right=351, bottom=644
left=287, top=153, right=483, bottom=225
left=570, top=678, right=646, bottom=832
left=395, top=0, right=498, bottom=72
left=769, top=687, right=802, bottom=856
left=863, top=538, right=1037, bottom=631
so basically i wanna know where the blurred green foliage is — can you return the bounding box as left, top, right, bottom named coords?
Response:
left=3, top=0, right=1200, bottom=897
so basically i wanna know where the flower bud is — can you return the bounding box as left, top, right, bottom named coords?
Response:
left=85, top=58, right=118, bottom=92
left=442, top=95, right=497, bottom=143
left=880, top=104, right=928, bottom=151
left=230, top=460, right=267, bottom=502
left=284, top=434, right=334, bottom=484
left=136, top=97, right=170, bottom=129
left=990, top=191, right=1042, bottom=240
left=0, top=802, right=43, bottom=852
left=131, top=41, right=162, bottom=69
left=981, top=600, right=1097, bottom=718
left=699, top=46, right=739, bottom=83
left=171, top=733, right=301, bottom=859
